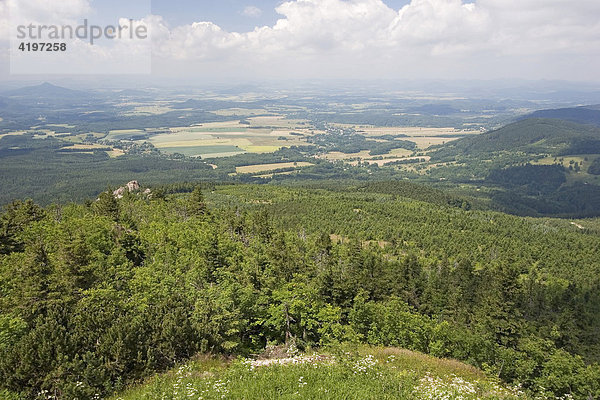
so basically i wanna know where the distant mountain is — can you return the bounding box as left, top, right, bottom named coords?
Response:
left=2, top=82, right=87, bottom=99
left=525, top=105, right=600, bottom=127
left=432, top=118, right=600, bottom=160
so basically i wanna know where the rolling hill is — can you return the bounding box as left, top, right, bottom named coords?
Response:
left=1, top=82, right=88, bottom=100
left=526, top=104, right=600, bottom=127
left=431, top=118, right=600, bottom=160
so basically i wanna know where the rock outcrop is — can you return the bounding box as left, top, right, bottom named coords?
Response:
left=113, top=180, right=141, bottom=199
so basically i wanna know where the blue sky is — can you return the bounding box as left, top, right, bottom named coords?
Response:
left=151, top=0, right=411, bottom=31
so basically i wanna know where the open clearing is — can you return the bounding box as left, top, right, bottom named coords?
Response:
left=319, top=148, right=415, bottom=163
left=148, top=119, right=312, bottom=156
left=106, top=129, right=146, bottom=141
left=123, top=105, right=173, bottom=116
left=411, top=136, right=458, bottom=148
left=356, top=126, right=478, bottom=137
left=0, top=131, right=25, bottom=139
left=213, top=108, right=269, bottom=117
left=160, top=145, right=244, bottom=158
left=40, top=124, right=75, bottom=128
left=236, top=162, right=314, bottom=174
left=107, top=149, right=126, bottom=158
left=534, top=154, right=599, bottom=167
left=353, top=126, right=479, bottom=149
left=66, top=144, right=108, bottom=150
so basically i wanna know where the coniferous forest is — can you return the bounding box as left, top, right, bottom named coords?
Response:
left=1, top=184, right=599, bottom=399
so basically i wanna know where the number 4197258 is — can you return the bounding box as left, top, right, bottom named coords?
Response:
left=18, top=43, right=67, bottom=52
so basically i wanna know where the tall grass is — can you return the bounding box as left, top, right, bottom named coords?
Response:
left=111, top=346, right=528, bottom=400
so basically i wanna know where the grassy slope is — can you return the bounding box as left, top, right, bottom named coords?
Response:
left=110, top=347, right=526, bottom=400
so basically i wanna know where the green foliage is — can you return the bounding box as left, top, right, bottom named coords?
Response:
left=94, top=191, right=120, bottom=220
left=0, top=200, right=45, bottom=254
left=1, top=185, right=599, bottom=399
left=186, top=187, right=207, bottom=216
left=486, top=164, right=566, bottom=194
left=432, top=118, right=600, bottom=160
left=589, top=158, right=600, bottom=175
left=306, top=128, right=416, bottom=155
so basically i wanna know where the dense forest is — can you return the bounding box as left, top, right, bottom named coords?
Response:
left=1, top=183, right=599, bottom=399
left=430, top=118, right=600, bottom=161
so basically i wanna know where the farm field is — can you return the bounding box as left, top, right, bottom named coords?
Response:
left=355, top=126, right=480, bottom=149
left=106, top=129, right=146, bottom=141
left=122, top=104, right=174, bottom=116
left=0, top=131, right=25, bottom=139
left=146, top=118, right=314, bottom=157
left=160, top=145, right=245, bottom=158
left=212, top=108, right=269, bottom=117
left=236, top=161, right=314, bottom=174
left=319, top=148, right=416, bottom=162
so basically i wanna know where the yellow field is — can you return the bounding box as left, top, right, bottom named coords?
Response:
left=124, top=105, right=173, bottom=116
left=68, top=144, right=108, bottom=150
left=37, top=123, right=75, bottom=128
left=153, top=138, right=252, bottom=148
left=236, top=162, right=313, bottom=174
left=106, top=129, right=146, bottom=140
left=242, top=145, right=283, bottom=153
left=534, top=155, right=598, bottom=167
left=213, top=108, right=268, bottom=117
left=246, top=116, right=309, bottom=129
left=319, top=151, right=372, bottom=161
left=0, top=132, right=25, bottom=139
left=412, top=136, right=458, bottom=149
left=352, top=126, right=479, bottom=149
left=387, top=148, right=415, bottom=157
left=110, top=129, right=144, bottom=134
left=107, top=149, right=126, bottom=158
left=147, top=119, right=311, bottom=156
left=319, top=148, right=415, bottom=163
left=357, top=127, right=477, bottom=136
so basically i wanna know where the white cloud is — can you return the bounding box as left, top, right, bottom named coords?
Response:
left=3, top=0, right=600, bottom=80
left=242, top=6, right=263, bottom=18
left=5, top=1, right=151, bottom=75
left=7, top=0, right=92, bottom=25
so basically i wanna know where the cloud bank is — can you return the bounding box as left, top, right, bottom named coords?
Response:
left=2, top=0, right=599, bottom=80
left=145, top=0, right=600, bottom=80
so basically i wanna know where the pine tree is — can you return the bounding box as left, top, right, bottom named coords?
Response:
left=94, top=191, right=120, bottom=221
left=187, top=187, right=207, bottom=216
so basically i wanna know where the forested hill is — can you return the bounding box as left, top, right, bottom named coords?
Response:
left=431, top=118, right=600, bottom=160
left=526, top=104, right=600, bottom=127
left=1, top=184, right=599, bottom=399
left=1, top=82, right=87, bottom=100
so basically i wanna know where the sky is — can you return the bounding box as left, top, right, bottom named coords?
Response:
left=150, top=0, right=413, bottom=32
left=0, top=0, right=599, bottom=82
